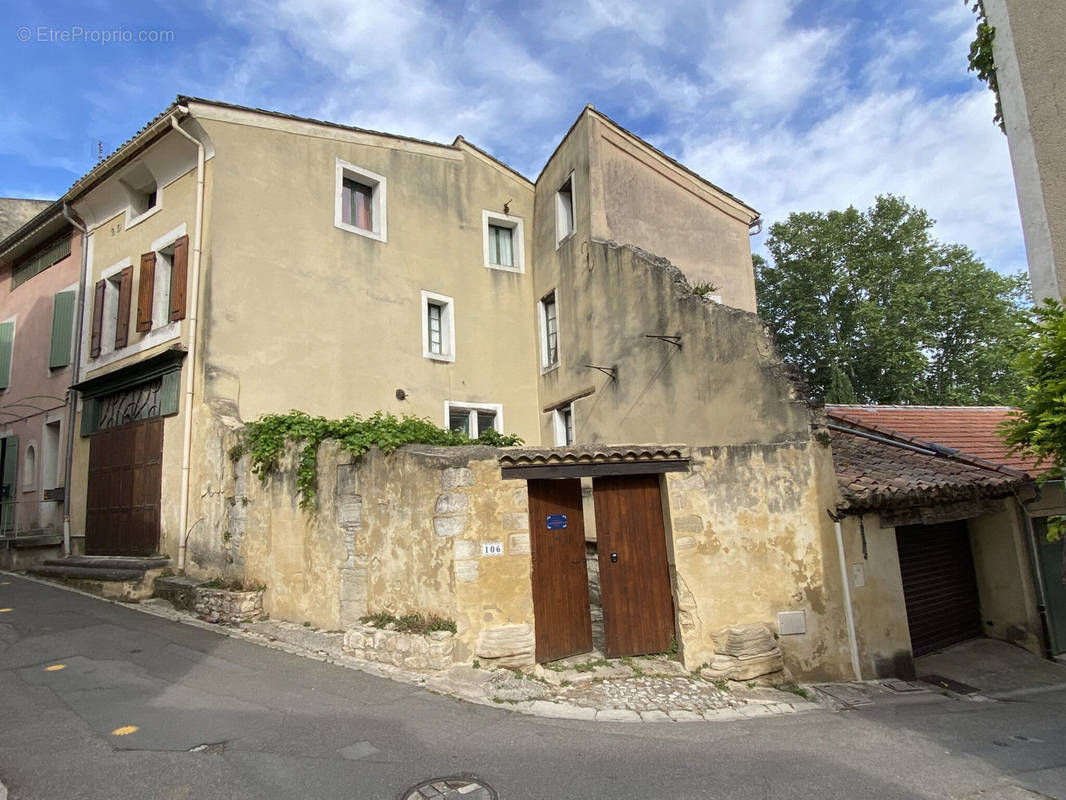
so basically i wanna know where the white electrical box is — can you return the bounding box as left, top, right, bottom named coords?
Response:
left=777, top=610, right=807, bottom=635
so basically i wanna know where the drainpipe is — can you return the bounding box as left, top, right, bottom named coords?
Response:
left=831, top=511, right=863, bottom=680
left=1015, top=487, right=1056, bottom=659
left=168, top=111, right=205, bottom=574
left=60, top=203, right=89, bottom=557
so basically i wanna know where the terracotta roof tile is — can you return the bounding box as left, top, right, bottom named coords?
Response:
left=826, top=404, right=1039, bottom=473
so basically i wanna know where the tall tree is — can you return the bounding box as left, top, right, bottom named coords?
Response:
left=754, top=195, right=1030, bottom=405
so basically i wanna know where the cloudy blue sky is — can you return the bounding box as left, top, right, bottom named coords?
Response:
left=1, top=0, right=1024, bottom=272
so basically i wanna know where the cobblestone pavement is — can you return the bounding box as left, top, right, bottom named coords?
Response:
left=551, top=675, right=742, bottom=712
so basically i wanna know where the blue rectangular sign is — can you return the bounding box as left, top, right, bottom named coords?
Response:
left=546, top=514, right=568, bottom=530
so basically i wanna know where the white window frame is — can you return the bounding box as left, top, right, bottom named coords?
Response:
left=40, top=417, right=62, bottom=493
left=538, top=290, right=560, bottom=373
left=555, top=171, right=576, bottom=247
left=444, top=401, right=503, bottom=437
left=553, top=405, right=575, bottom=446
left=98, top=259, right=130, bottom=358
left=334, top=158, right=387, bottom=242
left=421, top=290, right=455, bottom=362
left=150, top=223, right=187, bottom=337
left=481, top=210, right=525, bottom=273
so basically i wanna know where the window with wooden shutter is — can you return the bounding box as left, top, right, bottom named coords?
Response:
left=169, top=235, right=189, bottom=322
left=0, top=322, right=13, bottom=390
left=114, top=266, right=133, bottom=349
left=89, top=279, right=105, bottom=358
left=49, top=290, right=76, bottom=369
left=136, top=251, right=156, bottom=332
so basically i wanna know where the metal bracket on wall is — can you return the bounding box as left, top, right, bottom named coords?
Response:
left=645, top=334, right=682, bottom=349
left=584, top=365, right=617, bottom=380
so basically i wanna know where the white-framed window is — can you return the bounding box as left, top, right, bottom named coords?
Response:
left=99, top=264, right=127, bottom=357
left=482, top=210, right=525, bottom=273
left=553, top=405, right=575, bottom=446
left=555, top=172, right=575, bottom=245
left=121, top=162, right=162, bottom=229
left=41, top=419, right=61, bottom=492
left=421, top=290, right=455, bottom=362
left=22, top=441, right=36, bottom=492
left=334, top=158, right=387, bottom=242
left=539, top=290, right=559, bottom=371
left=445, top=401, right=503, bottom=437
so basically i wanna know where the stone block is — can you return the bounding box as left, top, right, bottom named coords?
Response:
left=337, top=494, right=363, bottom=531
left=512, top=488, right=528, bottom=510
left=433, top=516, right=466, bottom=538
left=501, top=512, right=529, bottom=531
left=453, top=539, right=479, bottom=560
left=672, top=515, right=704, bottom=534
left=454, top=560, right=479, bottom=582
left=475, top=623, right=535, bottom=668
left=596, top=709, right=641, bottom=722
left=508, top=533, right=531, bottom=555
left=442, top=467, right=475, bottom=490
left=339, top=567, right=367, bottom=606
left=435, top=493, right=469, bottom=514
left=700, top=649, right=784, bottom=681
left=674, top=536, right=696, bottom=551
left=712, top=623, right=777, bottom=658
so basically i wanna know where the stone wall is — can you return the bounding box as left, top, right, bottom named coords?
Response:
left=665, top=440, right=853, bottom=680
left=343, top=624, right=456, bottom=671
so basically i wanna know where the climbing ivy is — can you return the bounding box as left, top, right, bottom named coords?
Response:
left=966, top=0, right=1005, bottom=133
left=239, top=410, right=522, bottom=510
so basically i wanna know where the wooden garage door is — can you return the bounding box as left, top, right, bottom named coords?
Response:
left=593, top=474, right=675, bottom=658
left=896, top=521, right=982, bottom=657
left=85, top=417, right=163, bottom=556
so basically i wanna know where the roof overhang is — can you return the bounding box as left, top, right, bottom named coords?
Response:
left=499, top=444, right=689, bottom=480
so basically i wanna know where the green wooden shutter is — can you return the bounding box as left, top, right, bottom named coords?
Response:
left=49, top=290, right=76, bottom=369
left=160, top=369, right=181, bottom=416
left=1, top=435, right=17, bottom=532
left=0, top=321, right=14, bottom=390
left=80, top=398, right=99, bottom=437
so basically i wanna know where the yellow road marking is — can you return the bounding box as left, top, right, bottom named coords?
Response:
left=111, top=725, right=139, bottom=736
left=44, top=664, right=66, bottom=672
left=0, top=608, right=11, bottom=613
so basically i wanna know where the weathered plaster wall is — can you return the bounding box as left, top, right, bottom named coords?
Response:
left=536, top=241, right=809, bottom=447
left=665, top=441, right=853, bottom=681
left=586, top=114, right=757, bottom=312
left=188, top=436, right=534, bottom=661
left=840, top=514, right=914, bottom=679
left=969, top=504, right=1043, bottom=655
left=193, top=107, right=540, bottom=442
left=0, top=198, right=52, bottom=240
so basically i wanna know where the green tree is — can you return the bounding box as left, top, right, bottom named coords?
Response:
left=1003, top=300, right=1066, bottom=480
left=754, top=195, right=1030, bottom=404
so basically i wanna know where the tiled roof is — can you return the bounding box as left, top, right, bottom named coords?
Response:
left=826, top=404, right=1039, bottom=473
left=499, top=444, right=688, bottom=469
left=830, top=423, right=1029, bottom=514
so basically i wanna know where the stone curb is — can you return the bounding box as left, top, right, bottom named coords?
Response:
left=4, top=571, right=823, bottom=724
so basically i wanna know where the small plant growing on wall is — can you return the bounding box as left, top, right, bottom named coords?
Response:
left=238, top=410, right=522, bottom=509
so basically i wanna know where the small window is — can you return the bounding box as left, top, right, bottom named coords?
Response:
left=539, top=291, right=559, bottom=370
left=41, top=420, right=61, bottom=491
left=554, top=405, right=575, bottom=446
left=555, top=174, right=575, bottom=244
left=91, top=265, right=132, bottom=358
left=22, top=442, right=36, bottom=492
left=121, top=162, right=160, bottom=226
left=335, top=158, right=387, bottom=242
left=445, top=402, right=503, bottom=437
left=421, top=290, right=455, bottom=362
left=482, top=210, right=525, bottom=272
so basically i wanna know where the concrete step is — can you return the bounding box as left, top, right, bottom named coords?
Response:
left=27, top=564, right=147, bottom=582
left=42, top=556, right=170, bottom=571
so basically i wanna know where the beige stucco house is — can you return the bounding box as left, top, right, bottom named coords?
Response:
left=27, top=96, right=1053, bottom=681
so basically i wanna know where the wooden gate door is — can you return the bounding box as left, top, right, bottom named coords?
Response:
left=85, top=417, right=164, bottom=556
left=593, top=474, right=675, bottom=658
left=528, top=479, right=593, bottom=663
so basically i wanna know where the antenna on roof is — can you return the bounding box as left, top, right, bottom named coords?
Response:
left=96, top=140, right=104, bottom=163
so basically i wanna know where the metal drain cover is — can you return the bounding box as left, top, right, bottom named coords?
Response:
left=401, top=775, right=497, bottom=800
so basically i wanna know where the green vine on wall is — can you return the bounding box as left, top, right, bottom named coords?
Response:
left=966, top=0, right=1005, bottom=133
left=235, top=410, right=523, bottom=509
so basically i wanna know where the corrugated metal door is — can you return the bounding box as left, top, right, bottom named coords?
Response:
left=896, top=521, right=982, bottom=657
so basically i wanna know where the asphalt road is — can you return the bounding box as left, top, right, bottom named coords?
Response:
left=1, top=573, right=1064, bottom=800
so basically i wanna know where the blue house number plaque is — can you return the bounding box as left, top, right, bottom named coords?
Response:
left=546, top=514, right=567, bottom=530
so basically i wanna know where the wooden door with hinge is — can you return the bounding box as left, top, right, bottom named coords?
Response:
left=85, top=417, right=163, bottom=556
left=528, top=478, right=593, bottom=663
left=594, top=473, right=676, bottom=658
